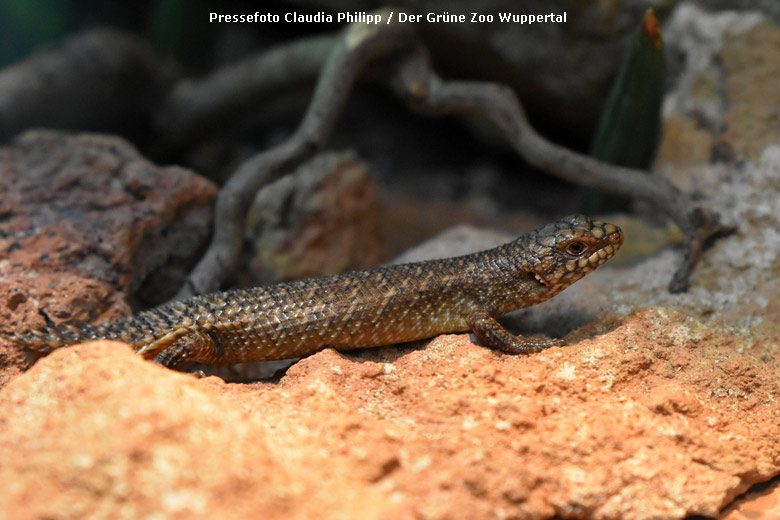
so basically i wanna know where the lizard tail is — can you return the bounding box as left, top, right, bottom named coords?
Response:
left=4, top=324, right=93, bottom=353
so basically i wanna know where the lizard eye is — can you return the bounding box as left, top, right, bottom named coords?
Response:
left=565, top=241, right=587, bottom=256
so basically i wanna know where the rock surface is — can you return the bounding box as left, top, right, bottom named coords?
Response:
left=380, top=4, right=780, bottom=512
left=3, top=3, right=780, bottom=518
left=246, top=151, right=385, bottom=285
left=659, top=4, right=780, bottom=165
left=721, top=478, right=780, bottom=519
left=0, top=131, right=217, bottom=385
left=1, top=310, right=778, bottom=520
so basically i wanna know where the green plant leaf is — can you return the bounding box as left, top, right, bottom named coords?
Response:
left=591, top=9, right=665, bottom=167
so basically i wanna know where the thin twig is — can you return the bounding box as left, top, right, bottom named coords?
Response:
left=176, top=10, right=414, bottom=298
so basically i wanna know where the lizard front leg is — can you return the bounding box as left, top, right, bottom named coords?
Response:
left=467, top=310, right=564, bottom=354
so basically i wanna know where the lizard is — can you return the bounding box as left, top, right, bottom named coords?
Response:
left=8, top=214, right=622, bottom=369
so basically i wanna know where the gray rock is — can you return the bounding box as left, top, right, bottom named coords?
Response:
left=246, top=151, right=384, bottom=285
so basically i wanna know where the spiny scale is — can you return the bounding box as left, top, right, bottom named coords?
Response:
left=9, top=215, right=623, bottom=369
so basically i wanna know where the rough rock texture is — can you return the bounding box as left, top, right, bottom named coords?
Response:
left=246, top=151, right=385, bottom=285
left=3, top=3, right=780, bottom=518
left=603, top=3, right=780, bottom=344
left=0, top=341, right=364, bottom=520
left=721, top=478, right=780, bottom=519
left=659, top=4, right=780, bottom=165
left=697, top=0, right=780, bottom=25
left=386, top=7, right=780, bottom=513
left=1, top=310, right=778, bottom=520
left=0, top=131, right=217, bottom=385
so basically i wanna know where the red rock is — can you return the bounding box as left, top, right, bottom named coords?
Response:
left=721, top=478, right=780, bottom=519
left=2, top=310, right=778, bottom=519
left=0, top=341, right=401, bottom=519
left=0, top=130, right=217, bottom=382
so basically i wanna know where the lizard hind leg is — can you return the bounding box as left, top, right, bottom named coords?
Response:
left=151, top=331, right=219, bottom=370
left=467, top=310, right=565, bottom=355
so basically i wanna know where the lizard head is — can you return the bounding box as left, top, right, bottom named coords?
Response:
left=521, top=214, right=623, bottom=294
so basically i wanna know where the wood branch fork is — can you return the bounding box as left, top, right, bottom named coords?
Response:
left=177, top=8, right=731, bottom=298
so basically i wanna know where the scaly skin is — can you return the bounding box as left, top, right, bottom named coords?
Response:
left=9, top=215, right=622, bottom=369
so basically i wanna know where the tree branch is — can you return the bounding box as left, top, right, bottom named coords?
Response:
left=383, top=47, right=732, bottom=292
left=156, top=33, right=338, bottom=146
left=178, top=16, right=730, bottom=297
left=176, top=10, right=415, bottom=298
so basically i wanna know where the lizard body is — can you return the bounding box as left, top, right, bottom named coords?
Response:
left=10, top=215, right=622, bottom=369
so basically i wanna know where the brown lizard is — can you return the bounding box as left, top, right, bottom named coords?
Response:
left=8, top=214, right=622, bottom=369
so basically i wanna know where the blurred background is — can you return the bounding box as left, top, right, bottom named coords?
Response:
left=1, top=0, right=777, bottom=284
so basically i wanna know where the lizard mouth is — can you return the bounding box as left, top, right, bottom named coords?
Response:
left=532, top=240, right=622, bottom=288
left=569, top=241, right=622, bottom=276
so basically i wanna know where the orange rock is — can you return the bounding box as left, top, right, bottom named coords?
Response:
left=2, top=309, right=779, bottom=519
left=0, top=341, right=391, bottom=520
left=721, top=478, right=780, bottom=520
